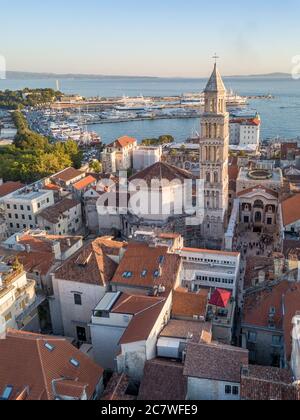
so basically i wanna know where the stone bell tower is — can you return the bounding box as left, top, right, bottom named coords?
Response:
left=199, top=61, right=229, bottom=240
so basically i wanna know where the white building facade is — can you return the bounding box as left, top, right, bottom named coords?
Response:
left=0, top=268, right=39, bottom=336
left=3, top=187, right=55, bottom=234
left=177, top=247, right=241, bottom=296
left=229, top=114, right=261, bottom=148
left=133, top=146, right=162, bottom=172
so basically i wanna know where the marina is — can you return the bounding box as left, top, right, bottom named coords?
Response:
left=23, top=90, right=247, bottom=144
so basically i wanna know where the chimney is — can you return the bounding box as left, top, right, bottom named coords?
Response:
left=273, top=253, right=284, bottom=278
left=258, top=270, right=266, bottom=284
left=25, top=244, right=31, bottom=254
left=52, top=241, right=61, bottom=260
left=66, top=238, right=71, bottom=247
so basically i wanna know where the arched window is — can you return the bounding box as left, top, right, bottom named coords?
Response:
left=254, top=200, right=264, bottom=209
left=214, top=172, right=219, bottom=183
left=206, top=172, right=211, bottom=183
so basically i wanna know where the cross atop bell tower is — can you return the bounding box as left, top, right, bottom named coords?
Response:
left=213, top=53, right=219, bottom=64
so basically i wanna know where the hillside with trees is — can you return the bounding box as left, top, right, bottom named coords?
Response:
left=0, top=88, right=61, bottom=109
left=0, top=111, right=82, bottom=183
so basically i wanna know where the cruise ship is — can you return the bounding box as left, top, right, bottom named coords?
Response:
left=226, top=89, right=248, bottom=107
left=115, top=95, right=164, bottom=112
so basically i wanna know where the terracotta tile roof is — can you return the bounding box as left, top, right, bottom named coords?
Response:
left=243, top=281, right=289, bottom=330
left=38, top=198, right=80, bottom=224
left=115, top=294, right=168, bottom=345
left=283, top=284, right=300, bottom=360
left=116, top=136, right=137, bottom=148
left=184, top=342, right=249, bottom=383
left=44, top=183, right=61, bottom=191
left=0, top=329, right=103, bottom=400
left=230, top=117, right=261, bottom=127
left=228, top=165, right=239, bottom=181
left=73, top=175, right=97, bottom=191
left=138, top=359, right=187, bottom=401
left=237, top=185, right=279, bottom=198
left=172, top=288, right=208, bottom=319
left=0, top=181, right=23, bottom=198
left=55, top=237, right=126, bottom=286
left=243, top=281, right=300, bottom=360
left=244, top=255, right=276, bottom=289
left=18, top=234, right=81, bottom=254
left=112, top=293, right=165, bottom=315
left=241, top=365, right=298, bottom=401
left=209, top=289, right=232, bottom=308
left=101, top=373, right=136, bottom=401
left=112, top=242, right=181, bottom=291
left=281, top=194, right=300, bottom=226
left=52, top=167, right=83, bottom=183
left=160, top=319, right=212, bottom=343
left=129, top=161, right=196, bottom=186
left=18, top=250, right=55, bottom=276
left=10, top=234, right=81, bottom=276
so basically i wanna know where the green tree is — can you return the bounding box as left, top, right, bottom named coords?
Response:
left=90, top=160, right=102, bottom=173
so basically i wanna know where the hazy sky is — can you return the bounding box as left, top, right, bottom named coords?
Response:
left=1, top=0, right=300, bottom=77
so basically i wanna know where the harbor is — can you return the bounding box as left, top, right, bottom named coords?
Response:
left=23, top=90, right=248, bottom=145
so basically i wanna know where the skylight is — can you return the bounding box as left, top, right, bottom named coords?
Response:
left=122, top=272, right=133, bottom=279
left=158, top=256, right=165, bottom=265
left=70, top=358, right=80, bottom=368
left=1, top=386, right=13, bottom=401
left=45, top=342, right=55, bottom=352
left=154, top=270, right=160, bottom=278
left=141, top=270, right=147, bottom=278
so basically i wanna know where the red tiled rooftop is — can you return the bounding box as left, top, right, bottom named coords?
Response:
left=0, top=181, right=24, bottom=198
left=73, top=175, right=97, bottom=191
left=243, top=281, right=300, bottom=361
left=129, top=161, right=196, bottom=186
left=241, top=365, right=297, bottom=401
left=108, top=136, right=137, bottom=149
left=113, top=293, right=168, bottom=345
left=44, top=183, right=61, bottom=191
left=0, top=329, right=103, bottom=400
left=281, top=194, right=300, bottom=226
left=184, top=342, right=249, bottom=383
left=112, top=242, right=181, bottom=291
left=52, top=167, right=83, bottom=183
left=55, top=237, right=126, bottom=286
left=138, top=359, right=187, bottom=401
left=172, top=288, right=208, bottom=319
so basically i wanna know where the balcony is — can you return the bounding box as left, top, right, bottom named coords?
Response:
left=15, top=292, right=47, bottom=328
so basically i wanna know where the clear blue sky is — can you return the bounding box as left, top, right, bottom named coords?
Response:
left=1, top=0, right=300, bottom=77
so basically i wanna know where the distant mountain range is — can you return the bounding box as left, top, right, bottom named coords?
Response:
left=226, top=72, right=291, bottom=79
left=5, top=71, right=291, bottom=80
left=5, top=71, right=158, bottom=80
